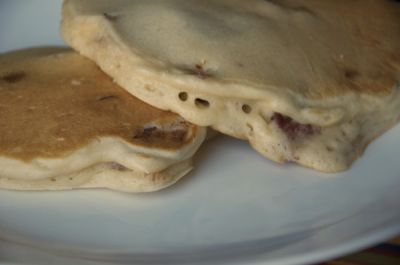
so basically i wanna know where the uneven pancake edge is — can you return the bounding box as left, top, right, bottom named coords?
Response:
left=0, top=136, right=204, bottom=181
left=0, top=48, right=207, bottom=191
left=0, top=48, right=207, bottom=162
left=0, top=159, right=192, bottom=192
left=61, top=1, right=400, bottom=172
left=61, top=0, right=400, bottom=102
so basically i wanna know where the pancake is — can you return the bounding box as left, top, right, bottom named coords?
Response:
left=0, top=47, right=206, bottom=192
left=61, top=0, right=400, bottom=172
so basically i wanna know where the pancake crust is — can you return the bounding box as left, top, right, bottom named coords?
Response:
left=0, top=48, right=207, bottom=192
left=0, top=48, right=200, bottom=161
left=61, top=0, right=400, bottom=172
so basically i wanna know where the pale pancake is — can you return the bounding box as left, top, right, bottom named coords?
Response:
left=0, top=47, right=207, bottom=191
left=0, top=160, right=192, bottom=193
left=61, top=0, right=400, bottom=172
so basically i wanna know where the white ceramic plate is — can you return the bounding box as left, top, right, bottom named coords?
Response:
left=1, top=1, right=400, bottom=264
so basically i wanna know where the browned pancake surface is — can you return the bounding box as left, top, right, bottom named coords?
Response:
left=0, top=48, right=196, bottom=161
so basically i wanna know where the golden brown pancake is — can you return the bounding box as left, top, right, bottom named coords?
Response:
left=61, top=0, right=400, bottom=172
left=0, top=47, right=206, bottom=192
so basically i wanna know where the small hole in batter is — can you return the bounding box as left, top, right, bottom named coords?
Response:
left=179, top=92, right=188, bottom=101
left=242, top=104, right=252, bottom=114
left=195, top=98, right=210, bottom=109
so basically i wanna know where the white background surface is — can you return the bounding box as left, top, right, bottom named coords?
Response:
left=1, top=1, right=400, bottom=264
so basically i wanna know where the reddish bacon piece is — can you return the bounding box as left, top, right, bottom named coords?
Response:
left=271, top=113, right=320, bottom=139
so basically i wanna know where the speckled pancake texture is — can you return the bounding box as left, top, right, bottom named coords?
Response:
left=0, top=48, right=206, bottom=192
left=62, top=0, right=400, bottom=172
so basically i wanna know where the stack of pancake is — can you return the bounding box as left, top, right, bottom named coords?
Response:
left=1, top=0, right=399, bottom=192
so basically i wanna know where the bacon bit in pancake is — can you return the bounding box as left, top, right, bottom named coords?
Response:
left=271, top=112, right=320, bottom=139
left=109, top=162, right=129, bottom=171
left=136, top=126, right=158, bottom=139
left=98, top=95, right=118, bottom=101
left=133, top=126, right=187, bottom=143
left=265, top=0, right=316, bottom=16
left=1, top=72, right=26, bottom=83
left=179, top=64, right=213, bottom=79
left=344, top=69, right=360, bottom=80
left=103, top=12, right=119, bottom=21
left=170, top=129, right=187, bottom=142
